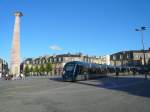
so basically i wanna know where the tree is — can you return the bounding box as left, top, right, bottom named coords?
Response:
left=45, top=63, right=52, bottom=75
left=39, top=64, right=45, bottom=75
left=30, top=66, right=33, bottom=75
left=24, top=64, right=30, bottom=76
left=34, top=66, right=39, bottom=76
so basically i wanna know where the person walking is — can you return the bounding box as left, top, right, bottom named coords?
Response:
left=116, top=68, right=119, bottom=79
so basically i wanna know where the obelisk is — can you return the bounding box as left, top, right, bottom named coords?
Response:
left=10, top=12, right=23, bottom=77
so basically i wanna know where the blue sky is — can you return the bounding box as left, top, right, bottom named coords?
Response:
left=0, top=0, right=150, bottom=62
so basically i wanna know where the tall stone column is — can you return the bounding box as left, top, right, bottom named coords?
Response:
left=10, top=12, right=23, bottom=77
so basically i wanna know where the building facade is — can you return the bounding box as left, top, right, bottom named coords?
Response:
left=0, top=58, right=8, bottom=78
left=110, top=49, right=150, bottom=67
left=21, top=53, right=103, bottom=76
left=99, top=55, right=110, bottom=65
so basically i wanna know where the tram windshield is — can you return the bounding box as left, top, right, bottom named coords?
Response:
left=65, top=64, right=75, bottom=72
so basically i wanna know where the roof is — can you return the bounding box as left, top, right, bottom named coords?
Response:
left=111, top=49, right=150, bottom=55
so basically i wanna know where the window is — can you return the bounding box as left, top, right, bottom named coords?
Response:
left=58, top=57, right=62, bottom=62
left=42, top=59, right=46, bottom=64
left=120, top=55, right=123, bottom=59
left=36, top=60, right=39, bottom=64
left=134, top=54, right=139, bottom=59
left=49, top=58, right=52, bottom=62
left=57, top=58, right=59, bottom=62
left=61, top=57, right=63, bottom=61
left=127, top=54, right=131, bottom=59
left=65, top=64, right=75, bottom=71
left=54, top=58, right=57, bottom=62
left=113, top=55, right=116, bottom=60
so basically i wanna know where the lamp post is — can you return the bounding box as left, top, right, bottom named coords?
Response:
left=135, top=26, right=147, bottom=79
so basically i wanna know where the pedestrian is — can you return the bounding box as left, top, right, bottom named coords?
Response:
left=5, top=74, right=9, bottom=80
left=133, top=68, right=136, bottom=76
left=116, top=68, right=119, bottom=79
left=20, top=73, right=24, bottom=79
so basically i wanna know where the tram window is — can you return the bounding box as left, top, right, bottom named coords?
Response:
left=78, top=65, right=84, bottom=74
left=65, top=65, right=74, bottom=71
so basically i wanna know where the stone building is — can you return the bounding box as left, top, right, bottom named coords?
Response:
left=0, top=58, right=8, bottom=78
left=110, top=49, right=150, bottom=67
left=21, top=53, right=102, bottom=76
left=99, top=55, right=110, bottom=65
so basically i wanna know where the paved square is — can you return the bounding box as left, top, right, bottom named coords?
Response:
left=0, top=76, right=150, bottom=112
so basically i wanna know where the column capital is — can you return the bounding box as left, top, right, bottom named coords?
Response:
left=14, top=11, right=23, bottom=17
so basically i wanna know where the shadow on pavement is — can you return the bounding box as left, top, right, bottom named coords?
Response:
left=48, top=77, right=63, bottom=82
left=48, top=75, right=150, bottom=98
left=76, top=76, right=150, bottom=98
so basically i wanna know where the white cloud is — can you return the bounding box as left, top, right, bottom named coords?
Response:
left=49, top=45, right=63, bottom=51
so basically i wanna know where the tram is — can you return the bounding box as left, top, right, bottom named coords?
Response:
left=62, top=61, right=107, bottom=81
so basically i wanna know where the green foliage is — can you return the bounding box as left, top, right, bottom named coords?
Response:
left=30, top=66, right=33, bottom=73
left=24, top=64, right=30, bottom=75
left=45, top=63, right=52, bottom=73
left=39, top=64, right=45, bottom=73
left=34, top=66, right=39, bottom=73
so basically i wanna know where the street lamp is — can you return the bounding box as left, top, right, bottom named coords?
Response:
left=135, top=26, right=147, bottom=79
